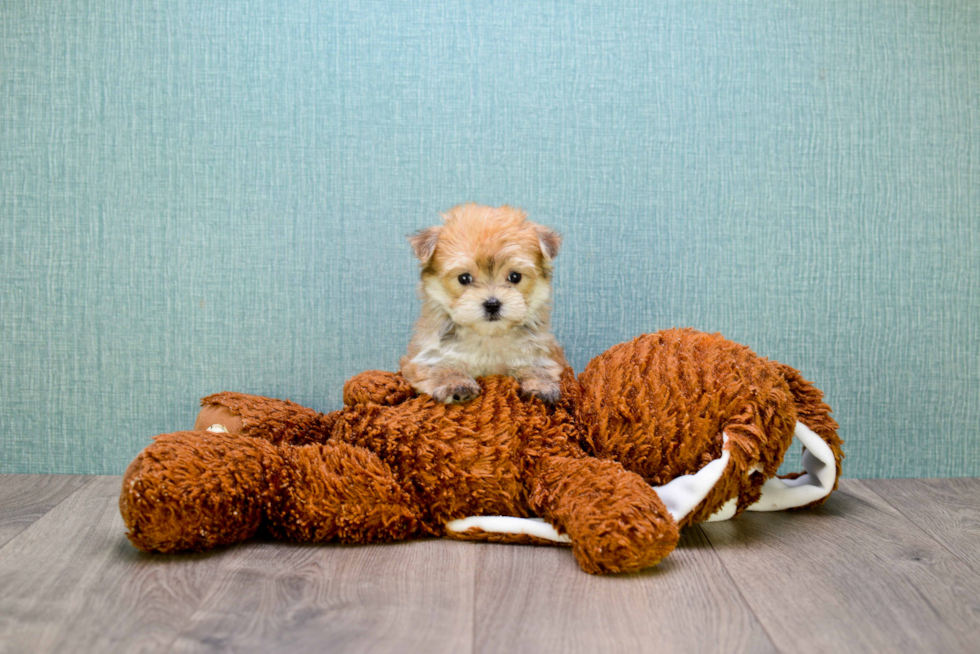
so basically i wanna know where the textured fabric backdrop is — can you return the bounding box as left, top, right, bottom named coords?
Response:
left=2, top=1, right=978, bottom=477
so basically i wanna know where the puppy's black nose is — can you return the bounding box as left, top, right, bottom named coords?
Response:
left=483, top=298, right=502, bottom=316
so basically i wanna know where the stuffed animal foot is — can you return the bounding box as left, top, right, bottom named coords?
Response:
left=529, top=457, right=679, bottom=574
left=120, top=430, right=283, bottom=552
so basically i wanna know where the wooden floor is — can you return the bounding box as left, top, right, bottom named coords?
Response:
left=1, top=476, right=979, bottom=653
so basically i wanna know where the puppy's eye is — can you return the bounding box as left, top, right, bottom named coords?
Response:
left=508, top=271, right=522, bottom=284
left=458, top=273, right=473, bottom=286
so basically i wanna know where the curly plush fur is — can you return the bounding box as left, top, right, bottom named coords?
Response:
left=120, top=328, right=842, bottom=574
left=122, top=370, right=679, bottom=574
left=577, top=329, right=843, bottom=526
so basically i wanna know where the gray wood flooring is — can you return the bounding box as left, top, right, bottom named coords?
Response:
left=1, top=475, right=978, bottom=654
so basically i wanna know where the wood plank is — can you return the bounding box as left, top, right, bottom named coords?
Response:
left=0, top=475, right=90, bottom=549
left=0, top=476, right=225, bottom=654
left=170, top=538, right=476, bottom=654
left=870, top=478, right=980, bottom=575
left=3, top=474, right=979, bottom=654
left=472, top=529, right=777, bottom=654
left=700, top=479, right=980, bottom=654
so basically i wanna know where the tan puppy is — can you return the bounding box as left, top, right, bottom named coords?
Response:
left=401, top=204, right=566, bottom=404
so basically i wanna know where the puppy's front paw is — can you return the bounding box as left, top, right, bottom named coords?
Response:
left=519, top=379, right=561, bottom=405
left=433, top=377, right=482, bottom=404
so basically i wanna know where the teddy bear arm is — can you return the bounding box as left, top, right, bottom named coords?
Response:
left=527, top=456, right=679, bottom=574
left=197, top=392, right=338, bottom=446
left=774, top=362, right=844, bottom=495
left=343, top=371, right=416, bottom=407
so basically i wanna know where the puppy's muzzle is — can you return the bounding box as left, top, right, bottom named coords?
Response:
left=483, top=297, right=502, bottom=320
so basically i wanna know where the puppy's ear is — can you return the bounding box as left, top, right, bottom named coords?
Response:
left=407, top=226, right=442, bottom=263
left=535, top=225, right=562, bottom=261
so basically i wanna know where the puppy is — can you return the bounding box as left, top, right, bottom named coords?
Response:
left=401, top=204, right=566, bottom=404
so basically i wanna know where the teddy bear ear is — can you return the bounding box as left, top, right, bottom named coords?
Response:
left=535, top=225, right=562, bottom=261
left=407, top=226, right=442, bottom=263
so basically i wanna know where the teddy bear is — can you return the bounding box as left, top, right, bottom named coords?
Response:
left=119, top=328, right=843, bottom=574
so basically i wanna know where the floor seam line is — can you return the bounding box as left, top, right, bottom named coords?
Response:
left=695, top=523, right=786, bottom=654
left=853, top=479, right=980, bottom=578
left=470, top=543, right=480, bottom=654
left=0, top=475, right=95, bottom=557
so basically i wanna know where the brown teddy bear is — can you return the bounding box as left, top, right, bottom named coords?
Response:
left=119, top=328, right=843, bottom=574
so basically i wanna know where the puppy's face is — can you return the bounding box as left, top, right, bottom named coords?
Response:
left=409, top=204, right=561, bottom=336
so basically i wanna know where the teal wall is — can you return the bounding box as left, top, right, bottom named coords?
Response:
left=2, top=1, right=978, bottom=477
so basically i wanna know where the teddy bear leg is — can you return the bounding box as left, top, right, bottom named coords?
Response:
left=777, top=361, right=844, bottom=486
left=652, top=422, right=842, bottom=525
left=526, top=456, right=680, bottom=574
left=744, top=421, right=839, bottom=512
left=268, top=440, right=423, bottom=544
left=447, top=438, right=733, bottom=541
left=651, top=433, right=734, bottom=525
left=120, top=431, right=283, bottom=553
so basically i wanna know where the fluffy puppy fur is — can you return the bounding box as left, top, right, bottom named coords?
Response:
left=401, top=204, right=566, bottom=404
